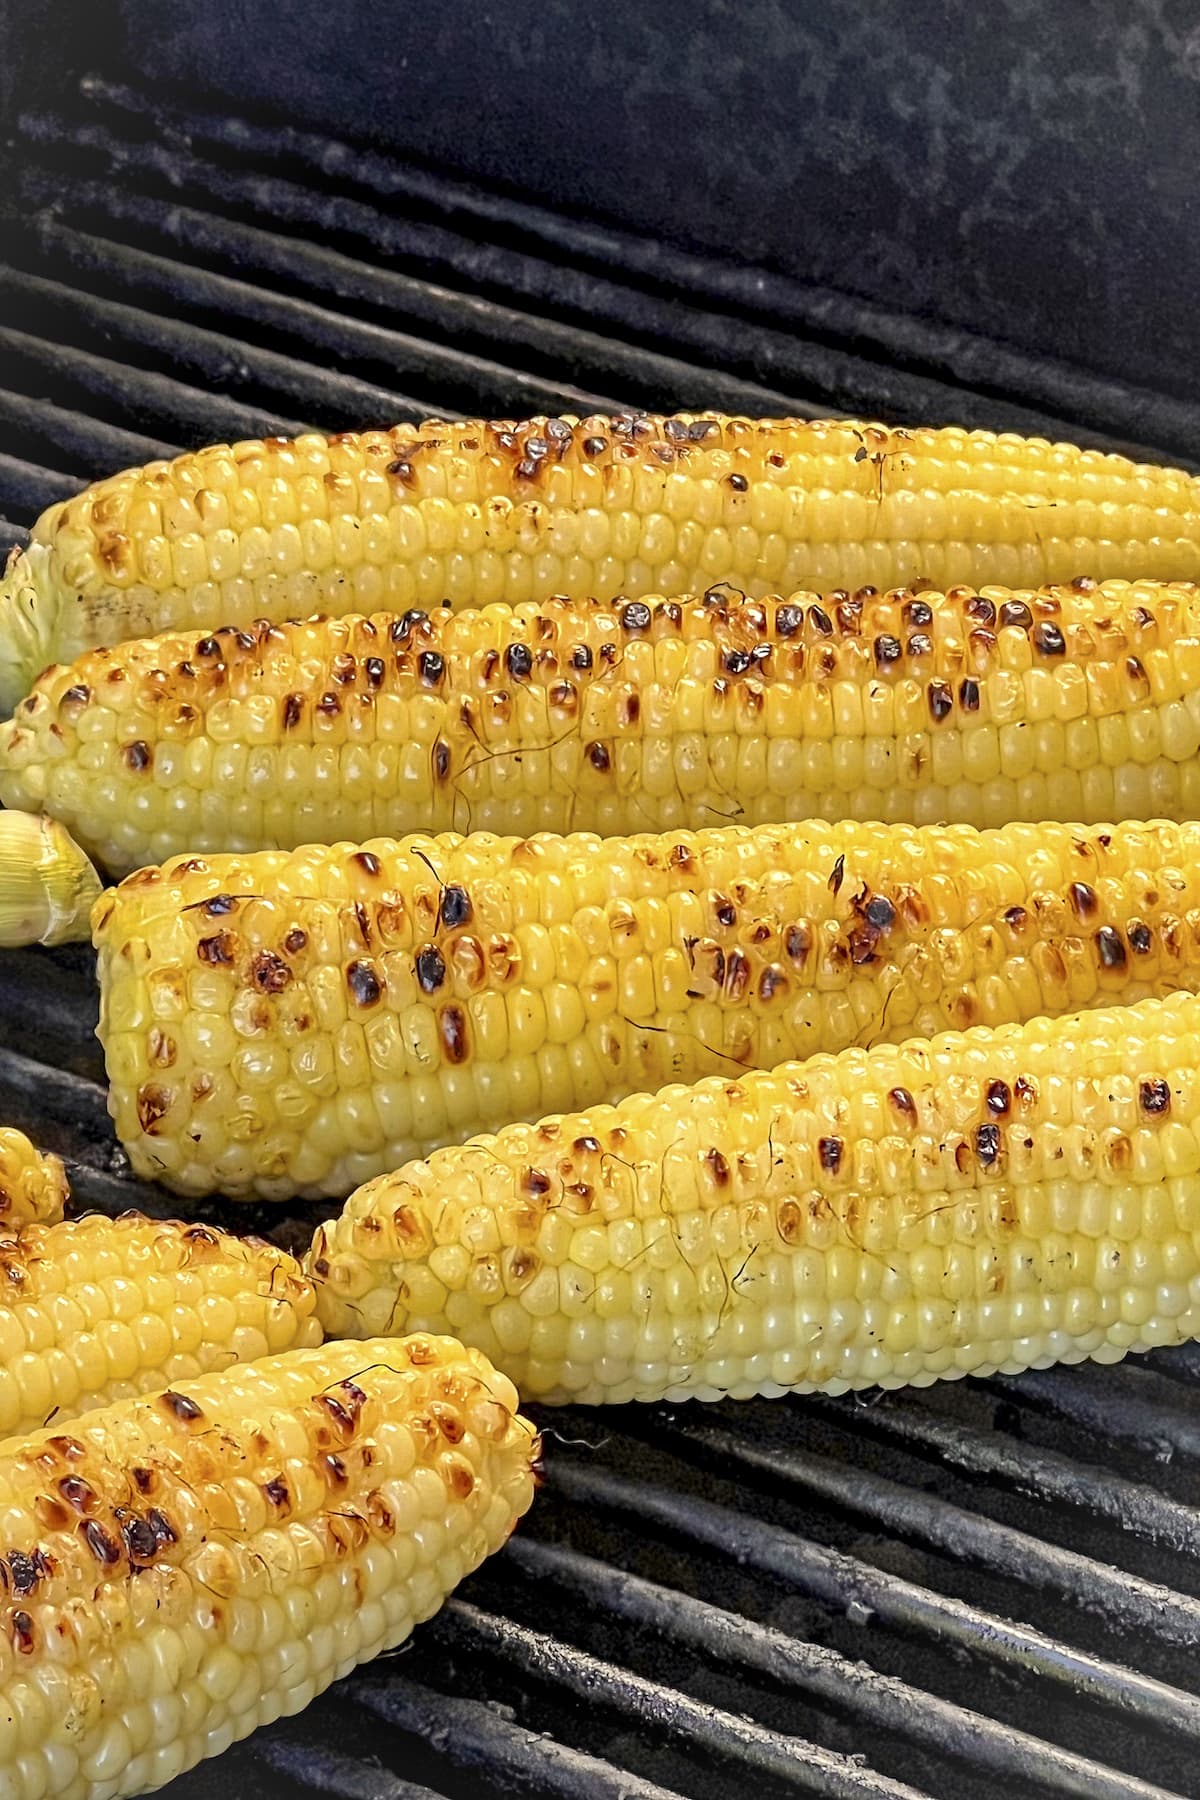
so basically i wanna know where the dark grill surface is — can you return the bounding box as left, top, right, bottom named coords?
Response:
left=3, top=76, right=1200, bottom=1800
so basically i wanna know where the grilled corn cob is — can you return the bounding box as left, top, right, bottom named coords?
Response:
left=0, top=810, right=102, bottom=945
left=0, top=1129, right=67, bottom=1233
left=83, top=814, right=1200, bottom=1199
left=0, top=1334, right=537, bottom=1799
left=0, top=1212, right=321, bottom=1438
left=309, top=988, right=1200, bottom=1403
left=3, top=413, right=1200, bottom=716
left=9, top=576, right=1200, bottom=875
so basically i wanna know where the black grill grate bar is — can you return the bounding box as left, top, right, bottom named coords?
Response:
left=250, top=1726, right=447, bottom=1799
left=17, top=156, right=811, bottom=424
left=547, top=1459, right=1200, bottom=1741
left=819, top=1394, right=1200, bottom=1555
left=29, top=113, right=1166, bottom=450
left=622, top=1409, right=1200, bottom=1651
left=501, top=1535, right=1172, bottom=1800
left=21, top=215, right=627, bottom=420
left=50, top=77, right=1200, bottom=465
left=0, top=262, right=436, bottom=435
left=0, top=318, right=309, bottom=451
left=349, top=1672, right=691, bottom=1800
left=0, top=519, right=30, bottom=552
left=991, top=1367, right=1200, bottom=1464
left=1139, top=1343, right=1200, bottom=1386
left=429, top=1599, right=932, bottom=1800
left=0, top=380, right=178, bottom=478
left=0, top=450, right=83, bottom=521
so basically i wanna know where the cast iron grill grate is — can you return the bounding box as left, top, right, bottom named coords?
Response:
left=0, top=76, right=1199, bottom=1800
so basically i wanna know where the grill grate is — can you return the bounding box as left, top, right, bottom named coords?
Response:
left=3, top=76, right=1200, bottom=1800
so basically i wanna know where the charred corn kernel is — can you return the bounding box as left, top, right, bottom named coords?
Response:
left=0, top=1213, right=321, bottom=1436
left=309, top=989, right=1200, bottom=1403
left=0, top=1128, right=67, bottom=1232
left=13, top=579, right=1200, bottom=872
left=3, top=414, right=1200, bottom=713
left=0, top=1335, right=536, bottom=1799
left=0, top=810, right=101, bottom=944
left=84, top=815, right=1200, bottom=1199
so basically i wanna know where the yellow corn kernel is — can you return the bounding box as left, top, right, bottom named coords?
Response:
left=79, top=814, right=1200, bottom=1199
left=10, top=579, right=1200, bottom=872
left=309, top=989, right=1200, bottom=1402
left=0, top=1128, right=68, bottom=1232
left=2, top=416, right=1199, bottom=713
left=0, top=1335, right=536, bottom=1798
left=0, top=1213, right=321, bottom=1436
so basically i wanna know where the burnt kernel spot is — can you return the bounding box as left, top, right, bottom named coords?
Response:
left=504, top=642, right=533, bottom=680
left=331, top=652, right=357, bottom=686
left=251, top=950, right=292, bottom=994
left=574, top=1135, right=601, bottom=1155
left=123, top=740, right=152, bottom=773
left=121, top=1517, right=161, bottom=1562
left=433, top=739, right=451, bottom=781
left=161, top=1390, right=202, bottom=1423
left=1096, top=926, right=1127, bottom=969
left=903, top=599, right=934, bottom=629
left=622, top=600, right=653, bottom=632
left=524, top=1166, right=552, bottom=1200
left=774, top=603, right=803, bottom=637
left=58, top=1476, right=95, bottom=1512
left=907, top=633, right=933, bottom=659
left=1032, top=622, right=1066, bottom=656
left=364, top=656, right=385, bottom=688
left=263, top=1477, right=289, bottom=1507
left=440, top=1005, right=469, bottom=1063
left=759, top=965, right=787, bottom=1001
left=621, top=693, right=641, bottom=726
left=317, top=1394, right=358, bottom=1438
left=1126, top=655, right=1151, bottom=692
left=571, top=643, right=594, bottom=671
left=1069, top=882, right=1098, bottom=920
left=828, top=855, right=846, bottom=897
left=964, top=595, right=996, bottom=626
left=391, top=609, right=429, bottom=642
left=196, top=930, right=236, bottom=966
left=723, top=648, right=752, bottom=675
left=785, top=923, right=811, bottom=962
left=509, top=1250, right=539, bottom=1283
left=986, top=1079, right=1012, bottom=1117
left=889, top=1086, right=917, bottom=1123
left=387, top=456, right=416, bottom=484
left=6, top=1552, right=38, bottom=1597
left=874, top=634, right=902, bottom=668
left=1128, top=921, right=1152, bottom=953
left=283, top=927, right=308, bottom=955
left=1071, top=574, right=1098, bottom=593
left=583, top=435, right=607, bottom=458
left=818, top=1136, right=843, bottom=1175
left=976, top=1123, right=1002, bottom=1165
left=713, top=896, right=737, bottom=929
left=587, top=741, right=612, bottom=773
left=705, top=1148, right=731, bottom=1186
left=1014, top=1075, right=1038, bottom=1109
left=202, top=894, right=238, bottom=917
left=195, top=638, right=221, bottom=659
left=323, top=1453, right=348, bottom=1487
left=136, top=1084, right=172, bottom=1133
left=282, top=693, right=304, bottom=731
left=808, top=604, right=835, bottom=637
left=353, top=852, right=382, bottom=878
left=928, top=680, right=953, bottom=723
left=959, top=678, right=981, bottom=712
left=1140, top=1077, right=1171, bottom=1115
left=316, top=691, right=341, bottom=718
left=724, top=949, right=751, bottom=1000
left=864, top=894, right=896, bottom=930
left=147, top=1508, right=176, bottom=1547
left=999, top=600, right=1033, bottom=630
left=724, top=471, right=749, bottom=492
left=82, top=1520, right=121, bottom=1564
left=347, top=959, right=383, bottom=1007
left=416, top=945, right=447, bottom=994
left=12, top=1612, right=33, bottom=1654
left=418, top=651, right=445, bottom=685
left=440, top=884, right=472, bottom=928
left=1004, top=905, right=1028, bottom=931
left=836, top=598, right=863, bottom=634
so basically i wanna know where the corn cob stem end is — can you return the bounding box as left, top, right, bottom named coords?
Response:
left=0, top=809, right=102, bottom=945
left=0, top=542, right=59, bottom=717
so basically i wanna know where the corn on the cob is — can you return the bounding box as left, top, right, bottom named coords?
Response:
left=0, top=1129, right=68, bottom=1234
left=308, top=988, right=1200, bottom=1404
left=11, top=576, right=1200, bottom=871
left=0, top=1212, right=321, bottom=1438
left=3, top=413, right=1200, bottom=716
left=0, top=1334, right=537, bottom=1799
left=84, top=815, right=1200, bottom=1200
